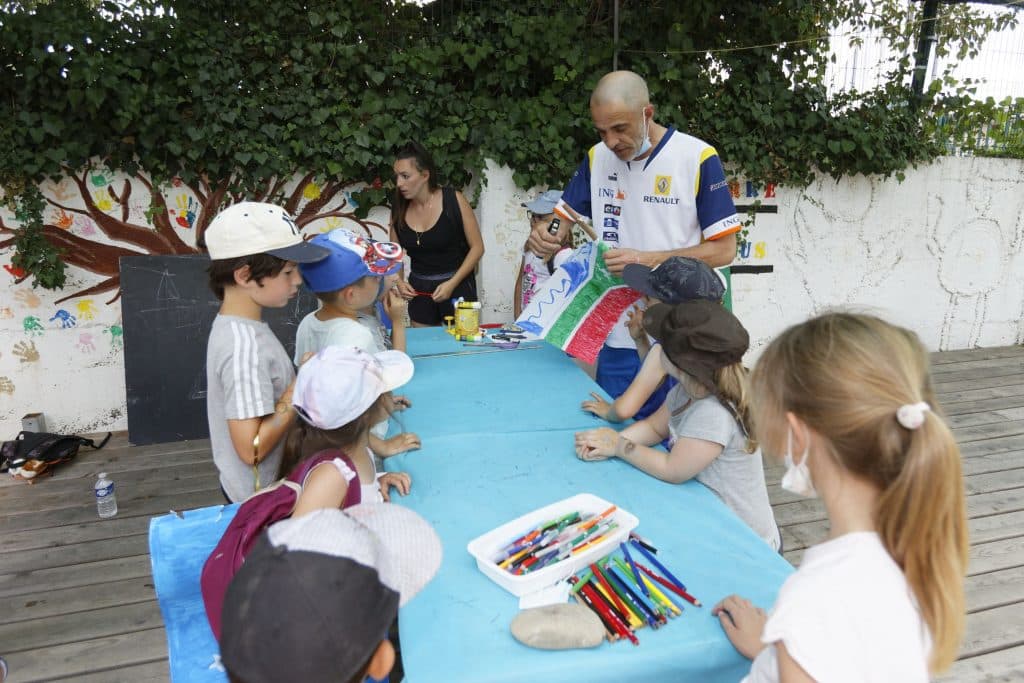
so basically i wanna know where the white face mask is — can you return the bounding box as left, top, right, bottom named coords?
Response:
left=632, top=108, right=652, bottom=160
left=780, top=426, right=817, bottom=498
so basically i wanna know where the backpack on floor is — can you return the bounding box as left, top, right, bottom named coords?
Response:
left=1, top=431, right=112, bottom=482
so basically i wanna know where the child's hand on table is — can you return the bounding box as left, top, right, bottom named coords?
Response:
left=712, top=594, right=768, bottom=660
left=574, top=428, right=619, bottom=461
left=378, top=471, right=411, bottom=502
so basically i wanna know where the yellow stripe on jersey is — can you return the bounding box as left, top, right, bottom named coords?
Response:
left=588, top=145, right=596, bottom=170
left=694, top=146, right=719, bottom=196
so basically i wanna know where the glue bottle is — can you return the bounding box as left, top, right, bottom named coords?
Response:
left=95, top=472, right=118, bottom=518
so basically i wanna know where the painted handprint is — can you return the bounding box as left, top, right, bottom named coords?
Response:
left=14, top=290, right=41, bottom=308
left=77, top=332, right=96, bottom=353
left=93, top=190, right=114, bottom=212
left=23, top=316, right=44, bottom=336
left=13, top=340, right=40, bottom=363
left=53, top=208, right=74, bottom=230
left=50, top=309, right=77, bottom=328
left=303, top=182, right=322, bottom=200
left=0, top=308, right=13, bottom=319
left=76, top=299, right=97, bottom=321
left=74, top=216, right=97, bottom=236
left=104, top=324, right=124, bottom=348
left=173, top=194, right=198, bottom=229
left=90, top=170, right=113, bottom=187
left=0, top=377, right=14, bottom=395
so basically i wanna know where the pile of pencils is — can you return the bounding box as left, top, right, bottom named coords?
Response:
left=569, top=534, right=700, bottom=645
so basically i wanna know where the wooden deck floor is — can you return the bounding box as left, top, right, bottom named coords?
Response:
left=1, top=346, right=1023, bottom=681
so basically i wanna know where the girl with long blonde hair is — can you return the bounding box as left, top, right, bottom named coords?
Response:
left=713, top=312, right=968, bottom=681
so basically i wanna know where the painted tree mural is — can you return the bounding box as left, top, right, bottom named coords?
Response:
left=0, top=167, right=386, bottom=304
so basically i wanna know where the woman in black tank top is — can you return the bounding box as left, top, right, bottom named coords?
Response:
left=390, top=141, right=485, bottom=326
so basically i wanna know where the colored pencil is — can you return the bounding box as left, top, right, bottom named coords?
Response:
left=620, top=542, right=651, bottom=598
left=591, top=578, right=641, bottom=628
left=590, top=562, right=632, bottom=623
left=636, top=562, right=702, bottom=607
left=581, top=582, right=638, bottom=645
left=611, top=558, right=666, bottom=620
left=570, top=579, right=617, bottom=641
left=629, top=539, right=688, bottom=592
left=606, top=564, right=661, bottom=628
left=637, top=571, right=683, bottom=616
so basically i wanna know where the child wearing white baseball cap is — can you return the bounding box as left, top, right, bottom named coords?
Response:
left=283, top=345, right=416, bottom=505
left=203, top=201, right=330, bottom=503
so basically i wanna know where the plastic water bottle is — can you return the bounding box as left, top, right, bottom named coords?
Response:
left=95, top=472, right=118, bottom=518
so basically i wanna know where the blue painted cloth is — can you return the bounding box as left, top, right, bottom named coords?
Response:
left=148, top=329, right=790, bottom=683
left=385, top=329, right=792, bottom=683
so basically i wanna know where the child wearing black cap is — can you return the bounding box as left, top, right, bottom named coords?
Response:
left=575, top=299, right=780, bottom=550
left=220, top=505, right=441, bottom=683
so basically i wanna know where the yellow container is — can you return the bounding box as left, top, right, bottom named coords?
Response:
left=446, top=301, right=481, bottom=336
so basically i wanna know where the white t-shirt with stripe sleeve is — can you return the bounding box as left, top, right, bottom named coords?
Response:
left=206, top=314, right=295, bottom=502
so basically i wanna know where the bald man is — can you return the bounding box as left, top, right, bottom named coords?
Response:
left=528, top=70, right=740, bottom=419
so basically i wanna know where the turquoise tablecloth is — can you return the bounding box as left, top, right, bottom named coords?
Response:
left=149, top=328, right=792, bottom=683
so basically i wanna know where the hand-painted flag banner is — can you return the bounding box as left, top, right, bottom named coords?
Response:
left=515, top=241, right=641, bottom=364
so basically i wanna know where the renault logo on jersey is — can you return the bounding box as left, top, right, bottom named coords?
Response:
left=654, top=175, right=672, bottom=196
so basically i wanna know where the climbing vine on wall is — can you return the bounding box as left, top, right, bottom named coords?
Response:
left=1, top=0, right=1018, bottom=290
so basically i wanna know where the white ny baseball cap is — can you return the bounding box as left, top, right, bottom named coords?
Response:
left=293, top=346, right=415, bottom=430
left=205, top=201, right=329, bottom=262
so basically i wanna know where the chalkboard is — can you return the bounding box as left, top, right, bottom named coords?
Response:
left=120, top=255, right=318, bottom=445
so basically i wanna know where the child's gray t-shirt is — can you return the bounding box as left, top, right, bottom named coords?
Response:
left=206, top=315, right=294, bottom=502
left=667, top=385, right=781, bottom=550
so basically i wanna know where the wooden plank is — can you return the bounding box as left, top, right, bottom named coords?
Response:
left=71, top=659, right=170, bottom=683
left=958, top=602, right=1024, bottom=658
left=780, top=510, right=1024, bottom=556
left=0, top=600, right=163, bottom=654
left=940, top=643, right=1024, bottom=682
left=933, top=372, right=1024, bottom=394
left=0, top=627, right=168, bottom=683
left=0, top=576, right=156, bottom=626
left=771, top=467, right=1024, bottom=503
left=0, top=515, right=152, bottom=554
left=961, top=434, right=1024, bottom=458
left=931, top=356, right=1024, bottom=377
left=952, top=420, right=1024, bottom=444
left=968, top=536, right=1024, bottom=576
left=965, top=566, right=1024, bottom=614
left=773, top=487, right=1024, bottom=529
left=0, top=435, right=212, bottom=490
left=0, top=486, right=223, bottom=535
left=768, top=450, right=1024, bottom=487
left=931, top=346, right=1024, bottom=365
left=0, top=462, right=218, bottom=509
left=938, top=384, right=1024, bottom=407
left=929, top=362, right=1024, bottom=385
left=0, top=534, right=149, bottom=574
left=948, top=407, right=1024, bottom=429
left=0, top=555, right=153, bottom=598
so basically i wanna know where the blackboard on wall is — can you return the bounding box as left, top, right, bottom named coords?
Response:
left=120, top=255, right=318, bottom=445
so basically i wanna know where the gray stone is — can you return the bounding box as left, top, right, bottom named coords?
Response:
left=510, top=603, right=606, bottom=650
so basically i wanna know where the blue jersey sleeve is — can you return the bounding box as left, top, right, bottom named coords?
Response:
left=695, top=151, right=741, bottom=240
left=561, top=155, right=592, bottom=219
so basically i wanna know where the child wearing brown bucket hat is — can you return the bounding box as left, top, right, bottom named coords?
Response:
left=575, top=299, right=780, bottom=550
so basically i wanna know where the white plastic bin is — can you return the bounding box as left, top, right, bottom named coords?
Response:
left=466, top=493, right=639, bottom=597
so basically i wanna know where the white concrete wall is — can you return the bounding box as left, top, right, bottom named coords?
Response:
left=1, top=156, right=1022, bottom=438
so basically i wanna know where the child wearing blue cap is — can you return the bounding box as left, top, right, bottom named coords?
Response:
left=296, top=229, right=421, bottom=460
